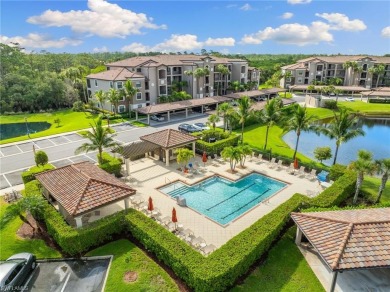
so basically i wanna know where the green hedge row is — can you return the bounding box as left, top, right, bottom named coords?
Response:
left=194, top=133, right=240, bottom=154
left=368, top=98, right=390, bottom=104
left=98, top=152, right=122, bottom=177
left=22, top=164, right=55, bottom=184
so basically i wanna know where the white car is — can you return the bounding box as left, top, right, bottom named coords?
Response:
left=150, top=114, right=164, bottom=122
left=192, top=123, right=210, bottom=131
left=345, top=97, right=355, bottom=102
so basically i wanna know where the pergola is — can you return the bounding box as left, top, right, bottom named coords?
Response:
left=224, top=88, right=286, bottom=100
left=291, top=208, right=390, bottom=292
left=135, top=96, right=231, bottom=124
left=289, top=85, right=371, bottom=95
left=251, top=98, right=296, bottom=111
left=139, top=129, right=198, bottom=166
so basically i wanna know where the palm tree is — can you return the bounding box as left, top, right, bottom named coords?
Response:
left=94, top=90, right=106, bottom=110
left=349, top=150, right=377, bottom=205
left=318, top=108, right=365, bottom=165
left=283, top=105, right=317, bottom=160
left=184, top=70, right=193, bottom=97
left=107, top=88, right=120, bottom=115
left=207, top=114, right=220, bottom=131
left=122, top=80, right=138, bottom=118
left=369, top=64, right=386, bottom=88
left=343, top=61, right=359, bottom=86
left=374, top=158, right=390, bottom=203
left=236, top=96, right=253, bottom=143
left=238, top=144, right=252, bottom=167
left=229, top=80, right=241, bottom=93
left=221, top=146, right=241, bottom=172
left=217, top=102, right=233, bottom=132
left=193, top=67, right=209, bottom=98
left=307, top=85, right=315, bottom=95
left=175, top=148, right=194, bottom=170
left=216, top=64, right=229, bottom=95
left=260, top=98, right=282, bottom=150
left=75, top=116, right=120, bottom=165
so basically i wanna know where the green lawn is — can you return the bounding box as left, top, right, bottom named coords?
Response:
left=362, top=176, right=390, bottom=204
left=338, top=101, right=390, bottom=114
left=0, top=200, right=61, bottom=260
left=0, top=109, right=126, bottom=144
left=130, top=121, right=148, bottom=127
left=306, top=107, right=334, bottom=119
left=232, top=228, right=324, bottom=292
left=86, top=239, right=179, bottom=292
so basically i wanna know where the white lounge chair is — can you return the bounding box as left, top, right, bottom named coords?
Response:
left=306, top=169, right=317, bottom=180
left=256, top=153, right=263, bottom=163
left=201, top=244, right=216, bottom=256
left=297, top=166, right=306, bottom=177
left=275, top=160, right=284, bottom=171
left=268, top=158, right=277, bottom=168
left=286, top=163, right=295, bottom=175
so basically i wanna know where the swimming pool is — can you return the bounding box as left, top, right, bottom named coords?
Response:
left=159, top=173, right=287, bottom=225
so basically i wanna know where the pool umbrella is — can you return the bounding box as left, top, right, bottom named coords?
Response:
left=172, top=207, right=178, bottom=229
left=148, top=196, right=154, bottom=211
left=294, top=158, right=299, bottom=169
left=202, top=152, right=208, bottom=166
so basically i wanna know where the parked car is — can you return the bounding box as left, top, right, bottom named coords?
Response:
left=192, top=123, right=210, bottom=131
left=178, top=123, right=199, bottom=133
left=345, top=97, right=355, bottom=102
left=0, top=253, right=36, bottom=291
left=150, top=114, right=164, bottom=122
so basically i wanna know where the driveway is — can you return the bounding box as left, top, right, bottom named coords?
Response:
left=27, top=257, right=111, bottom=292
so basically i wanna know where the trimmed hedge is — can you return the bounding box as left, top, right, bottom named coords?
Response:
left=22, top=164, right=55, bottom=184
left=368, top=98, right=390, bottom=104
left=329, top=164, right=347, bottom=181
left=194, top=133, right=240, bottom=155
left=98, top=152, right=122, bottom=177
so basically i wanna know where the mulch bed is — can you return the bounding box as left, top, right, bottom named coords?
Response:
left=123, top=271, right=138, bottom=283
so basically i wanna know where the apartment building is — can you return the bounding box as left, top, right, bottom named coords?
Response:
left=86, top=55, right=260, bottom=113
left=280, top=55, right=390, bottom=89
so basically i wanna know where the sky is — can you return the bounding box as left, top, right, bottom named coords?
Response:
left=1, top=0, right=390, bottom=55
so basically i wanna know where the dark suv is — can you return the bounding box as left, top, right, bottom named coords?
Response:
left=178, top=123, right=199, bottom=133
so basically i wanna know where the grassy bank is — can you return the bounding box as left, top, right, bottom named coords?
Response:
left=232, top=228, right=324, bottom=292
left=362, top=176, right=390, bottom=204
left=338, top=101, right=390, bottom=115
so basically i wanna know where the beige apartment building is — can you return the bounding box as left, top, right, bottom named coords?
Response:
left=280, top=55, right=390, bottom=89
left=86, top=55, right=260, bottom=113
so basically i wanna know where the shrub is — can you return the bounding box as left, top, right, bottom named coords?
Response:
left=329, top=163, right=347, bottom=181
left=323, top=100, right=338, bottom=109
left=368, top=98, right=390, bottom=104
left=22, top=164, right=55, bottom=184
left=34, top=150, right=48, bottom=166
left=194, top=133, right=240, bottom=155
left=313, top=146, right=332, bottom=163
left=72, top=100, right=85, bottom=112
left=98, top=152, right=122, bottom=177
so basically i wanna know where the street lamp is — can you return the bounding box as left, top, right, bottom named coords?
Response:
left=24, top=117, right=31, bottom=138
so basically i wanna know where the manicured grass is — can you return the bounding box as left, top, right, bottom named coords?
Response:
left=338, top=101, right=390, bottom=114
left=86, top=239, right=179, bottom=292
left=278, top=92, right=292, bottom=98
left=306, top=107, right=334, bottom=119
left=0, top=199, right=61, bottom=260
left=232, top=228, right=324, bottom=292
left=130, top=121, right=148, bottom=127
left=0, top=109, right=123, bottom=144
left=362, top=176, right=390, bottom=204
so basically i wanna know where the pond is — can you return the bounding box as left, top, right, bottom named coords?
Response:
left=0, top=122, right=51, bottom=140
left=283, top=117, right=390, bottom=166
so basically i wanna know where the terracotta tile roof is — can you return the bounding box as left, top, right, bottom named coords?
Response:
left=291, top=208, right=390, bottom=271
left=87, top=68, right=144, bottom=81
left=140, top=129, right=198, bottom=149
left=35, top=162, right=136, bottom=216
left=296, top=55, right=390, bottom=64
left=136, top=96, right=231, bottom=114
left=225, top=88, right=285, bottom=99
left=119, top=140, right=160, bottom=159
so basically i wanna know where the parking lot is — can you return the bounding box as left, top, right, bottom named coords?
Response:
left=27, top=257, right=111, bottom=292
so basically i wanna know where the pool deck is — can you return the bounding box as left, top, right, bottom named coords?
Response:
left=125, top=156, right=322, bottom=249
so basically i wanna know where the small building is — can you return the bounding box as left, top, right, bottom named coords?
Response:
left=291, top=208, right=390, bottom=292
left=35, top=162, right=136, bottom=228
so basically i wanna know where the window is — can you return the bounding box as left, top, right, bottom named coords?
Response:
left=109, top=81, right=113, bottom=88
left=5, top=264, right=23, bottom=285
left=253, top=72, right=256, bottom=78
left=297, top=78, right=303, bottom=83
left=298, top=71, right=303, bottom=76
left=118, top=105, right=126, bottom=113
left=362, top=64, right=368, bottom=71
left=135, top=81, right=141, bottom=88
left=136, top=67, right=142, bottom=72
left=87, top=79, right=91, bottom=88
left=95, top=80, right=98, bottom=87
left=117, top=81, right=123, bottom=89
left=317, top=65, right=323, bottom=71
left=241, top=66, right=246, bottom=73
left=136, top=92, right=142, bottom=100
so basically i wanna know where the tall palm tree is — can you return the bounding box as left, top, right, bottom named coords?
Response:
left=318, top=108, right=365, bottom=165
left=216, top=64, right=229, bottom=95
left=374, top=159, right=390, bottom=203
left=217, top=102, right=233, bottom=132
left=369, top=64, right=386, bottom=88
left=229, top=80, right=241, bottom=93
left=107, top=88, right=120, bottom=115
left=122, top=80, right=138, bottom=118
left=260, top=98, right=282, bottom=150
left=349, top=150, right=377, bottom=205
left=236, top=96, right=253, bottom=143
left=283, top=105, right=317, bottom=160
left=221, top=146, right=241, bottom=172
left=94, top=90, right=106, bottom=110
left=75, top=116, right=120, bottom=165
left=343, top=61, right=359, bottom=86
left=184, top=70, right=194, bottom=97
left=207, top=114, right=220, bottom=131
left=193, top=67, right=209, bottom=98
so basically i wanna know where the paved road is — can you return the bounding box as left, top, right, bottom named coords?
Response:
left=0, top=113, right=210, bottom=189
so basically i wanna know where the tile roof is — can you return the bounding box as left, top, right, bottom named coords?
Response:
left=87, top=68, right=144, bottom=81
left=291, top=208, right=390, bottom=271
left=135, top=96, right=231, bottom=114
left=361, top=91, right=390, bottom=97
left=140, top=129, right=198, bottom=149
left=119, top=140, right=160, bottom=159
left=35, top=162, right=136, bottom=216
left=289, top=85, right=371, bottom=92
left=224, top=88, right=285, bottom=99
left=251, top=98, right=296, bottom=111
left=296, top=55, right=390, bottom=64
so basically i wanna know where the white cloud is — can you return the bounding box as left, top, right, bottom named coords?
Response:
left=241, top=22, right=333, bottom=46
left=226, top=4, right=237, bottom=9
left=240, top=4, right=252, bottom=11
left=381, top=26, right=390, bottom=38
left=27, top=0, right=166, bottom=38
left=0, top=33, right=82, bottom=49
left=281, top=12, right=294, bottom=19
left=121, top=34, right=235, bottom=52
left=92, top=46, right=108, bottom=52
left=287, top=0, right=312, bottom=4
left=315, top=13, right=366, bottom=31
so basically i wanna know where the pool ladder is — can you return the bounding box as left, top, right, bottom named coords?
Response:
left=165, top=177, right=176, bottom=190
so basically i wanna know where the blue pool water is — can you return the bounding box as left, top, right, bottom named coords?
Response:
left=159, top=173, right=287, bottom=225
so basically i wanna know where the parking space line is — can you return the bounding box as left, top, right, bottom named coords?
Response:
left=60, top=273, right=71, bottom=292
left=62, top=135, right=72, bottom=142
left=15, top=145, right=23, bottom=153
left=86, top=154, right=97, bottom=162
left=0, top=150, right=3, bottom=157
left=2, top=174, right=12, bottom=188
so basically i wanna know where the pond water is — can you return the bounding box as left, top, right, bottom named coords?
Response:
left=283, top=117, right=390, bottom=166
left=0, top=122, right=51, bottom=140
